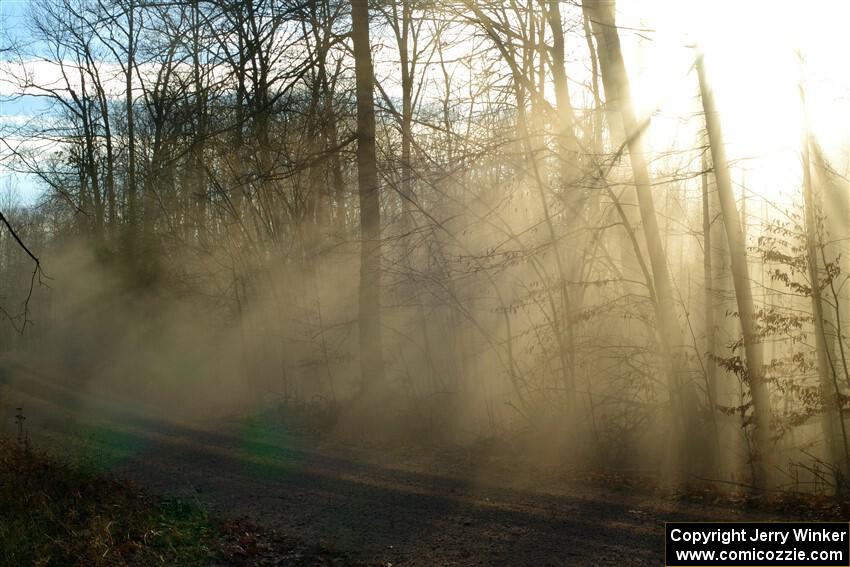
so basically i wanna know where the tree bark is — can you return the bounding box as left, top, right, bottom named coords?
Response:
left=585, top=0, right=697, bottom=475
left=125, top=0, right=137, bottom=243
left=350, top=0, right=385, bottom=391
left=799, top=86, right=850, bottom=487
left=696, top=52, right=772, bottom=491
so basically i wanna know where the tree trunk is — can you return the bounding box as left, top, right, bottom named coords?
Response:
left=800, top=94, right=850, bottom=488
left=701, top=154, right=720, bottom=461
left=125, top=0, right=137, bottom=243
left=585, top=0, right=697, bottom=476
left=350, top=0, right=385, bottom=392
left=696, top=52, right=772, bottom=491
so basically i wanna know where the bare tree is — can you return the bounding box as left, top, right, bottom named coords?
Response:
left=350, top=0, right=385, bottom=391
left=696, top=52, right=772, bottom=490
left=586, top=0, right=698, bottom=474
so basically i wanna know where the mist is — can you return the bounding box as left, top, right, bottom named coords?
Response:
left=1, top=0, right=850, bottom=564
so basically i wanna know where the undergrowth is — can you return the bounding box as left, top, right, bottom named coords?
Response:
left=0, top=436, right=274, bottom=566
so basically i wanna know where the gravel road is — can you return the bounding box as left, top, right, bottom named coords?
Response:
left=2, top=363, right=779, bottom=566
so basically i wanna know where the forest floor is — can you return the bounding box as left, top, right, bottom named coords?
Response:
left=1, top=363, right=844, bottom=566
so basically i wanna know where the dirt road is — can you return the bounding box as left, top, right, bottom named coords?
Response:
left=2, top=365, right=776, bottom=566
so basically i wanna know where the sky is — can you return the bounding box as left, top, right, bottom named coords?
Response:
left=0, top=0, right=41, bottom=205
left=1, top=0, right=849, bottom=209
left=617, top=0, right=850, bottom=208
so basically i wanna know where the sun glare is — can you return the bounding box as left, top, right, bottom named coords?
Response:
left=614, top=0, right=850, bottom=204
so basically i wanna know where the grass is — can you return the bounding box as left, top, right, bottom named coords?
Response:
left=0, top=436, right=273, bottom=566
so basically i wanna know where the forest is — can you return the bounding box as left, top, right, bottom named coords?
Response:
left=1, top=0, right=850, bottom=564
